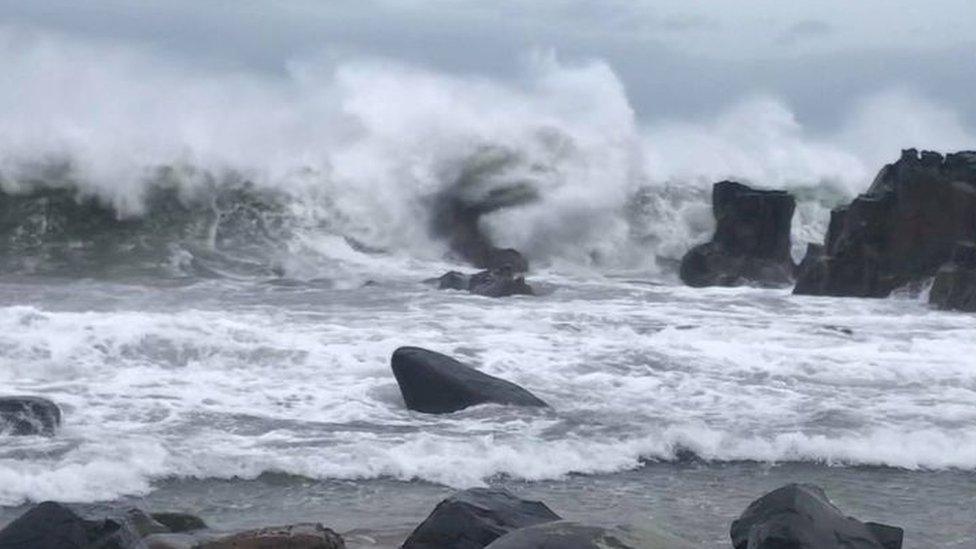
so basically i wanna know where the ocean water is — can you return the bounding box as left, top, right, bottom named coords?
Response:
left=0, top=274, right=974, bottom=547
left=0, top=25, right=975, bottom=548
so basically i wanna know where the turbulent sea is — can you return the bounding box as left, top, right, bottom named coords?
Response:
left=0, top=27, right=974, bottom=548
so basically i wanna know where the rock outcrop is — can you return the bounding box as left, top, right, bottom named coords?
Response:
left=391, top=347, right=548, bottom=414
left=0, top=501, right=144, bottom=549
left=680, top=181, right=796, bottom=288
left=795, top=149, right=976, bottom=297
left=929, top=242, right=976, bottom=312
left=0, top=396, right=62, bottom=436
left=402, top=488, right=560, bottom=549
left=484, top=521, right=694, bottom=549
left=730, top=484, right=903, bottom=549
left=433, top=267, right=534, bottom=298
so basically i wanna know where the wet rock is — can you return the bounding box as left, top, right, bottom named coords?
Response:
left=468, top=267, right=533, bottom=297
left=680, top=181, right=796, bottom=288
left=0, top=396, right=61, bottom=436
left=795, top=149, right=976, bottom=297
left=436, top=271, right=471, bottom=291
left=391, top=347, right=548, bottom=414
left=123, top=509, right=169, bottom=538
left=730, top=484, right=903, bottom=549
left=929, top=242, right=976, bottom=312
left=198, top=523, right=343, bottom=549
left=484, top=521, right=694, bottom=549
left=433, top=267, right=533, bottom=298
left=402, top=488, right=560, bottom=549
left=149, top=513, right=207, bottom=534
left=0, top=501, right=145, bottom=549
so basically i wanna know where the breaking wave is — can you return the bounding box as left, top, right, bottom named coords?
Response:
left=1, top=26, right=974, bottom=279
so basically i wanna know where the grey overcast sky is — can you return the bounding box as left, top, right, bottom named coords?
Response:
left=2, top=0, right=975, bottom=130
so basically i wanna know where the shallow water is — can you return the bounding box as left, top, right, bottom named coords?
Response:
left=0, top=272, right=974, bottom=547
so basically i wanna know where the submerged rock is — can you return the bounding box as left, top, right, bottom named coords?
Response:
left=402, top=488, right=560, bottom=549
left=0, top=501, right=144, bottom=549
left=484, top=521, right=694, bottom=549
left=795, top=149, right=976, bottom=297
left=730, top=484, right=903, bottom=549
left=929, top=242, right=976, bottom=312
left=198, top=523, right=343, bottom=549
left=0, top=396, right=61, bottom=436
left=679, top=181, right=796, bottom=288
left=149, top=513, right=207, bottom=534
left=391, top=347, right=548, bottom=414
left=122, top=509, right=169, bottom=538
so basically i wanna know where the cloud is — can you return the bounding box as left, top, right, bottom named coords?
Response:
left=777, top=19, right=834, bottom=46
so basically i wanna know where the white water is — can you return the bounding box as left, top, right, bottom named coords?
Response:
left=0, top=277, right=974, bottom=505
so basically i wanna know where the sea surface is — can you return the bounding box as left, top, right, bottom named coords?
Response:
left=1, top=273, right=973, bottom=548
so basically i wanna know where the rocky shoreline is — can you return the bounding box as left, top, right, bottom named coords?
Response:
left=0, top=483, right=904, bottom=549
left=678, top=149, right=976, bottom=312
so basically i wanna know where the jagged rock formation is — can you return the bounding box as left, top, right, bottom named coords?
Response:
left=929, top=242, right=976, bottom=312
left=795, top=149, right=976, bottom=297
left=680, top=181, right=796, bottom=288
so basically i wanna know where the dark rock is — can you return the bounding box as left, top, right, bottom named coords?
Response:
left=484, top=521, right=694, bottom=549
left=680, top=181, right=796, bottom=288
left=796, top=149, right=976, bottom=297
left=198, top=523, right=343, bottom=549
left=391, top=347, right=548, bottom=414
left=122, top=509, right=169, bottom=538
left=436, top=271, right=471, bottom=291
left=929, top=242, right=976, bottom=312
left=865, top=523, right=905, bottom=549
left=0, top=396, right=61, bottom=436
left=402, top=488, right=560, bottom=549
left=730, top=484, right=902, bottom=549
left=468, top=267, right=533, bottom=297
left=433, top=267, right=533, bottom=298
left=149, top=513, right=207, bottom=534
left=0, top=501, right=145, bottom=549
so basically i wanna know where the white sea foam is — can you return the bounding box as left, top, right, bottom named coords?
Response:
left=0, top=277, right=973, bottom=504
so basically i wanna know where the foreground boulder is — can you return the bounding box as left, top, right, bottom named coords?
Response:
left=391, top=347, right=547, bottom=414
left=0, top=501, right=144, bottom=549
left=485, top=521, right=694, bottom=549
left=929, top=242, right=976, bottom=312
left=402, top=488, right=560, bottom=549
left=730, top=484, right=903, bottom=549
left=680, top=181, right=796, bottom=288
left=198, top=524, right=343, bottom=549
left=0, top=396, right=61, bottom=436
left=795, top=149, right=976, bottom=297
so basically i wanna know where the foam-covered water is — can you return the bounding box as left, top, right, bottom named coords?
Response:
left=1, top=274, right=973, bottom=507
